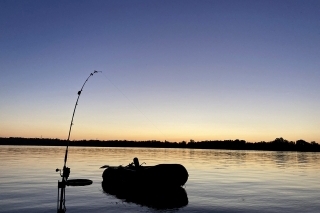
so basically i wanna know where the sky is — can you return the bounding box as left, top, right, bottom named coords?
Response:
left=0, top=0, right=319, bottom=143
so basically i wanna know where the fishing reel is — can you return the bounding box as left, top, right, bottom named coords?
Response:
left=56, top=166, right=70, bottom=179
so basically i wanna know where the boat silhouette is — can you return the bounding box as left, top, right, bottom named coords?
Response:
left=101, top=157, right=189, bottom=209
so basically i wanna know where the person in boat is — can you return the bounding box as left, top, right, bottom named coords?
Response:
left=133, top=157, right=140, bottom=168
left=130, top=157, right=143, bottom=170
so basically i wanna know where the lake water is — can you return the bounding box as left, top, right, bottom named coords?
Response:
left=0, top=146, right=319, bottom=213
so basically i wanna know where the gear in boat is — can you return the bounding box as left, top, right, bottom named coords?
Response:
left=101, top=157, right=188, bottom=188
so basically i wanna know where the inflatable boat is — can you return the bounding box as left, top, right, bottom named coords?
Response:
left=101, top=157, right=188, bottom=188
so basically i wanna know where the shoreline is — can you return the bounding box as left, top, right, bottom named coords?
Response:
left=1, top=137, right=319, bottom=152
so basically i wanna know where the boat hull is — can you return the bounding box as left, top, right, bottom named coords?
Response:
left=102, top=164, right=188, bottom=188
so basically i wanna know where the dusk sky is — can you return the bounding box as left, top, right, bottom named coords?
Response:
left=1, top=0, right=319, bottom=142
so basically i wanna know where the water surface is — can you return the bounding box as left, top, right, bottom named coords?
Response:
left=0, top=146, right=319, bottom=213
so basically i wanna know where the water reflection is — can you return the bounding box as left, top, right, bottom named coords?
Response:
left=185, top=149, right=320, bottom=169
left=101, top=182, right=188, bottom=209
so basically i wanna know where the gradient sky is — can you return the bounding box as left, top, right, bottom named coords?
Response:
left=1, top=0, right=319, bottom=142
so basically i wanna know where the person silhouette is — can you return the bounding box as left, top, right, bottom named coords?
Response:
left=133, top=157, right=140, bottom=168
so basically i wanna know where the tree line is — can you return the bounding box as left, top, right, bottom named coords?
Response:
left=0, top=137, right=319, bottom=152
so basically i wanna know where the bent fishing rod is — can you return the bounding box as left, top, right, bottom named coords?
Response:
left=57, top=70, right=101, bottom=213
left=63, top=70, right=101, bottom=168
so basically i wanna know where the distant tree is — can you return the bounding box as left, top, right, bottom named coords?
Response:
left=296, top=139, right=309, bottom=146
left=273, top=137, right=289, bottom=143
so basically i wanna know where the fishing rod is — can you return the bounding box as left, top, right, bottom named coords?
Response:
left=64, top=70, right=101, bottom=167
left=56, top=70, right=101, bottom=213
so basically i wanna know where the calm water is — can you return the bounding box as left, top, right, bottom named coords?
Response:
left=0, top=146, right=319, bottom=213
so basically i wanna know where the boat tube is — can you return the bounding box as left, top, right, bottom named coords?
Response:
left=101, top=157, right=188, bottom=188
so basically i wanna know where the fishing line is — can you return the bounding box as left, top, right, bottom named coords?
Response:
left=101, top=72, right=168, bottom=141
